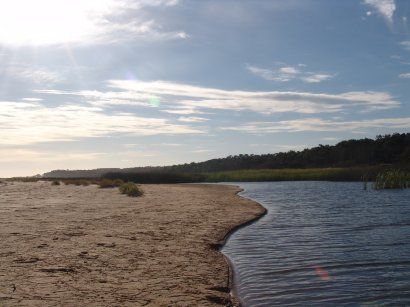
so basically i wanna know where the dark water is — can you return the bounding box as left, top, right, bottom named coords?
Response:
left=221, top=182, right=410, bottom=306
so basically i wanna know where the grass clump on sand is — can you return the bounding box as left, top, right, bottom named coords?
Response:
left=119, top=182, right=143, bottom=197
left=98, top=178, right=124, bottom=188
left=373, top=169, right=409, bottom=190
left=63, top=179, right=90, bottom=186
left=51, top=180, right=60, bottom=186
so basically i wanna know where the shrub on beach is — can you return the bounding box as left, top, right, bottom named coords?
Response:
left=51, top=180, right=60, bottom=186
left=79, top=179, right=90, bottom=186
left=63, top=179, right=75, bottom=185
left=62, top=179, right=90, bottom=186
left=98, top=178, right=124, bottom=188
left=119, top=182, right=143, bottom=197
left=113, top=179, right=124, bottom=186
left=98, top=179, right=115, bottom=188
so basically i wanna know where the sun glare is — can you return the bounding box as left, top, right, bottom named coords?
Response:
left=0, top=0, right=117, bottom=45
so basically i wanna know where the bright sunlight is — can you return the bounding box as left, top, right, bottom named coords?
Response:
left=0, top=0, right=117, bottom=45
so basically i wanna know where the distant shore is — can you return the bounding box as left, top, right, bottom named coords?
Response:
left=0, top=181, right=264, bottom=306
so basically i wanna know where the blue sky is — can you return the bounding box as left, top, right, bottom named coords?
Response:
left=0, top=0, right=409, bottom=176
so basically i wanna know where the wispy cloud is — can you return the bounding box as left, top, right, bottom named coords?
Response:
left=247, top=64, right=334, bottom=83
left=0, top=148, right=106, bottom=162
left=400, top=41, right=410, bottom=51
left=399, top=72, right=410, bottom=78
left=0, top=0, right=187, bottom=46
left=22, top=97, right=44, bottom=102
left=390, top=54, right=410, bottom=65
left=98, top=19, right=189, bottom=44
left=0, top=100, right=201, bottom=145
left=36, top=80, right=400, bottom=115
left=177, top=116, right=209, bottom=123
left=2, top=65, right=62, bottom=84
left=190, top=149, right=214, bottom=153
left=223, top=117, right=410, bottom=134
left=363, top=0, right=396, bottom=25
left=161, top=107, right=208, bottom=115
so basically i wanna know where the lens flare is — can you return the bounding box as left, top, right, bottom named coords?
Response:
left=149, top=97, right=161, bottom=107
left=314, top=265, right=330, bottom=281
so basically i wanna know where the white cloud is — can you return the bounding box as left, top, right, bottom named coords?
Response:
left=363, top=0, right=396, bottom=25
left=0, top=148, right=106, bottom=162
left=37, top=80, right=400, bottom=115
left=246, top=65, right=289, bottom=82
left=400, top=41, right=410, bottom=50
left=399, top=73, right=410, bottom=78
left=279, top=66, right=300, bottom=75
left=223, top=117, right=410, bottom=134
left=98, top=19, right=189, bottom=44
left=301, top=74, right=334, bottom=83
left=162, top=107, right=204, bottom=115
left=177, top=116, right=209, bottom=123
left=3, top=65, right=62, bottom=84
left=247, top=64, right=334, bottom=83
left=0, top=101, right=202, bottom=145
left=176, top=32, right=190, bottom=39
left=0, top=0, right=186, bottom=46
left=120, top=0, right=180, bottom=9
left=190, top=149, right=214, bottom=153
left=321, top=137, right=339, bottom=142
left=22, top=98, right=44, bottom=102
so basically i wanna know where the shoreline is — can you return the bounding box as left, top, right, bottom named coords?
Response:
left=214, top=187, right=267, bottom=306
left=0, top=181, right=265, bottom=306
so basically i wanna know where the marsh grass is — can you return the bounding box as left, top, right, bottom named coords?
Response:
left=373, top=169, right=409, bottom=190
left=98, top=178, right=124, bottom=188
left=203, top=166, right=385, bottom=182
left=119, top=182, right=143, bottom=197
left=63, top=179, right=90, bottom=186
left=7, top=177, right=41, bottom=182
left=103, top=172, right=205, bottom=184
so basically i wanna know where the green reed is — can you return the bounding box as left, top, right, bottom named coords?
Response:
left=373, top=169, right=409, bottom=190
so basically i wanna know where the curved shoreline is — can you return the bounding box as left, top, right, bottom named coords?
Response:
left=214, top=186, right=268, bottom=306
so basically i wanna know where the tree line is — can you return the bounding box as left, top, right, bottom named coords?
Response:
left=166, top=133, right=409, bottom=173
left=43, top=133, right=409, bottom=178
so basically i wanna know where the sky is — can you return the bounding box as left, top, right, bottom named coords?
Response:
left=0, top=0, right=409, bottom=177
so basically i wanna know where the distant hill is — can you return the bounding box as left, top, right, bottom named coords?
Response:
left=42, top=133, right=410, bottom=179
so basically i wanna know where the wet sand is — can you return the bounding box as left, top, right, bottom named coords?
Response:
left=0, top=181, right=264, bottom=306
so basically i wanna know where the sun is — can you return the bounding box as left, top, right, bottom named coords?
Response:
left=0, top=0, right=117, bottom=46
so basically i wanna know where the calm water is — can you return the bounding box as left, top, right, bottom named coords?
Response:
left=221, top=182, right=410, bottom=306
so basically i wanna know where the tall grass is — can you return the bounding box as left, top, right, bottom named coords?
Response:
left=98, top=178, right=124, bottom=188
left=62, top=179, right=90, bottom=186
left=119, top=182, right=143, bottom=197
left=103, top=172, right=205, bottom=184
left=373, top=169, right=409, bottom=190
left=203, top=166, right=385, bottom=182
left=100, top=166, right=396, bottom=183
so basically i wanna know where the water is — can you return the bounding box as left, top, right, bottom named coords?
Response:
left=221, top=182, right=410, bottom=306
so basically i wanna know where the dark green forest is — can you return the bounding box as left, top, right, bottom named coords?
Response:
left=166, top=133, right=409, bottom=173
left=43, top=133, right=409, bottom=181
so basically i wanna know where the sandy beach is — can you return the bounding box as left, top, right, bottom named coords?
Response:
left=0, top=181, right=264, bottom=306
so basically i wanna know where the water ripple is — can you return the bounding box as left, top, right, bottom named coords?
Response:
left=221, top=182, right=410, bottom=306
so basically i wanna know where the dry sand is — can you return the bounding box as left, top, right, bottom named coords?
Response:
left=0, top=181, right=265, bottom=306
